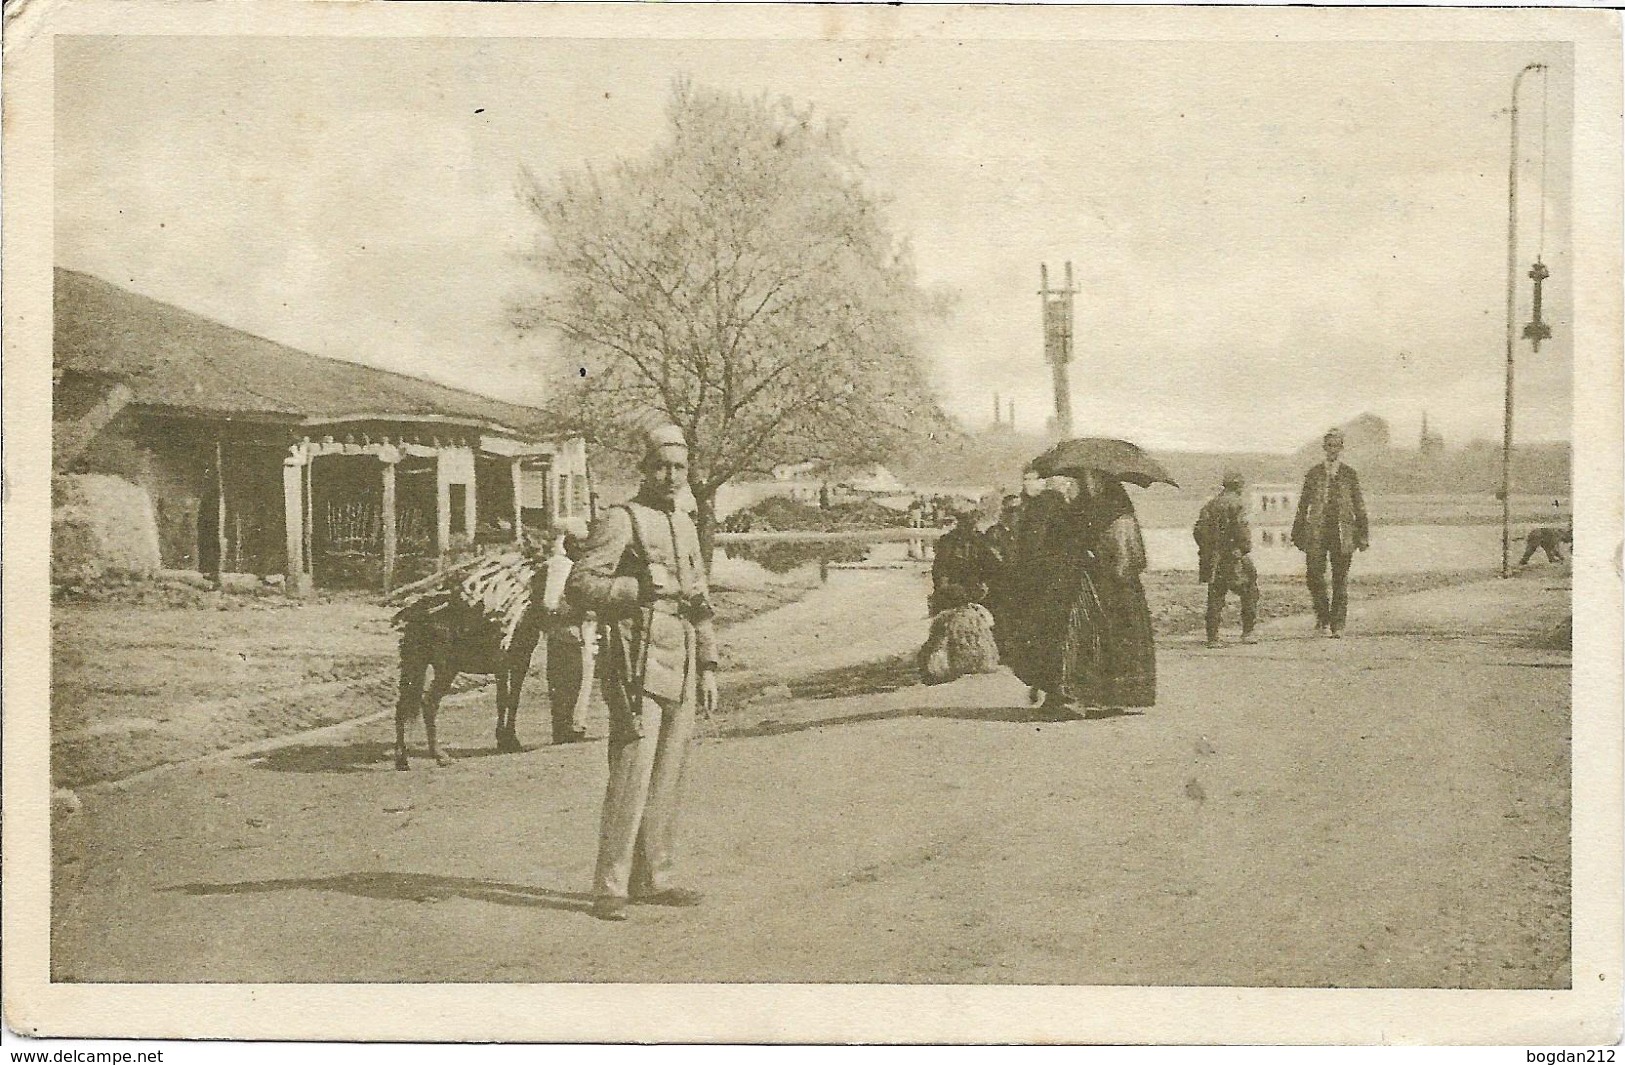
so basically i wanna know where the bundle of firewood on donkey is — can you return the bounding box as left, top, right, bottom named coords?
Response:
left=390, top=545, right=550, bottom=655
left=386, top=534, right=579, bottom=769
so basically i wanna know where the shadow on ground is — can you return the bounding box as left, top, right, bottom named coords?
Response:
left=787, top=652, right=918, bottom=700
left=167, top=871, right=594, bottom=913
left=249, top=740, right=544, bottom=774
left=721, top=702, right=1143, bottom=740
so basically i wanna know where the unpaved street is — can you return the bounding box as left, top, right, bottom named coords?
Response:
left=51, top=574, right=1569, bottom=987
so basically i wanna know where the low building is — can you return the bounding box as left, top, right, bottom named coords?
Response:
left=54, top=268, right=588, bottom=592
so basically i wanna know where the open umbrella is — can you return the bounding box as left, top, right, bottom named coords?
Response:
left=1030, top=437, right=1177, bottom=488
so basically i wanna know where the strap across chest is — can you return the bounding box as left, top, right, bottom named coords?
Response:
left=622, top=504, right=695, bottom=598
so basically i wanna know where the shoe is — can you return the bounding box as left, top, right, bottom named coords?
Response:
left=591, top=897, right=629, bottom=921
left=1329, top=628, right=1344, bottom=639
left=1204, top=638, right=1222, bottom=649
left=554, top=729, right=589, bottom=745
left=1315, top=621, right=1329, bottom=634
left=1240, top=632, right=1259, bottom=645
left=632, top=887, right=704, bottom=907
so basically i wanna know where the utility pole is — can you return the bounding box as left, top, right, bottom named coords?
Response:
left=1502, top=62, right=1546, bottom=578
left=1040, top=262, right=1077, bottom=438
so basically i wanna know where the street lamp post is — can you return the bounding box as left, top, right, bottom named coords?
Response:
left=1502, top=62, right=1546, bottom=579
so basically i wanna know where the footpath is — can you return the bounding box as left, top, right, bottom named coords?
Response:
left=50, top=572, right=1570, bottom=993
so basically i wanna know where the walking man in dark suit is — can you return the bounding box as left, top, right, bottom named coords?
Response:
left=1291, top=428, right=1370, bottom=638
left=1194, top=472, right=1259, bottom=647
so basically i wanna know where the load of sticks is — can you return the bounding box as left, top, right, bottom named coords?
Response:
left=390, top=546, right=543, bottom=652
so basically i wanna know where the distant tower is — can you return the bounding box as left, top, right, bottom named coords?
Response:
left=1040, top=262, right=1077, bottom=438
left=993, top=392, right=1002, bottom=427
left=1008, top=398, right=1015, bottom=430
left=1420, top=411, right=1445, bottom=459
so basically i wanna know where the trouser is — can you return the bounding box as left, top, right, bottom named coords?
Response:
left=547, top=620, right=597, bottom=740
left=1520, top=535, right=1565, bottom=565
left=593, top=687, right=696, bottom=901
left=1305, top=547, right=1353, bottom=629
left=1205, top=558, right=1259, bottom=641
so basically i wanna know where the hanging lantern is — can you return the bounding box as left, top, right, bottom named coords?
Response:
left=1522, top=259, right=1552, bottom=352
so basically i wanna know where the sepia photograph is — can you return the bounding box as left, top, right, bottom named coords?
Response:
left=3, top=1, right=1621, bottom=1046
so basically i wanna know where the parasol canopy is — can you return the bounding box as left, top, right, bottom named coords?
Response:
left=1030, top=437, right=1177, bottom=488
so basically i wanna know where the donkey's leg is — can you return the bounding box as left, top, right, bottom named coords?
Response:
left=505, top=655, right=532, bottom=751
left=423, top=661, right=457, bottom=767
left=396, top=639, right=428, bottom=771
left=495, top=671, right=514, bottom=750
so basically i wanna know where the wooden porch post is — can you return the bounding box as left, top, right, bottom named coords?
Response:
left=213, top=440, right=228, bottom=584
left=435, top=449, right=452, bottom=561
left=510, top=458, right=524, bottom=543
left=380, top=452, right=398, bottom=593
left=464, top=450, right=478, bottom=543
left=282, top=447, right=310, bottom=596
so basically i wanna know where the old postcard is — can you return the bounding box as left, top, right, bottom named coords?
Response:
left=3, top=0, right=1621, bottom=1046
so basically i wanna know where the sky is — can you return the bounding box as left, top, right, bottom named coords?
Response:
left=55, top=35, right=1574, bottom=453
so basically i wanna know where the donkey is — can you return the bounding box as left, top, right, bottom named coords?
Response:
left=394, top=572, right=548, bottom=771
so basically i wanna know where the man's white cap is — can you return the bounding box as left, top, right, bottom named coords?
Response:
left=642, top=422, right=688, bottom=460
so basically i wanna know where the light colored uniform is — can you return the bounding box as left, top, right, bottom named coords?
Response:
left=566, top=497, right=717, bottom=902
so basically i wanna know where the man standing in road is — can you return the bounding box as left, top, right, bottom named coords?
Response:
left=566, top=423, right=720, bottom=922
left=1194, top=472, right=1259, bottom=647
left=983, top=494, right=1022, bottom=564
left=545, top=517, right=596, bottom=745
left=1290, top=428, right=1370, bottom=638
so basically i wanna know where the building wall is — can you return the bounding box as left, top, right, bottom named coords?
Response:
left=64, top=409, right=587, bottom=585
left=71, top=411, right=214, bottom=570
left=519, top=440, right=591, bottom=527
left=52, top=473, right=163, bottom=579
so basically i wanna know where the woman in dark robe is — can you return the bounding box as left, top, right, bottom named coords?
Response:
left=1000, top=470, right=1156, bottom=717
left=1064, top=471, right=1156, bottom=712
left=997, top=474, right=1088, bottom=706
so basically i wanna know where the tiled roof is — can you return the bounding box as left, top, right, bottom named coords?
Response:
left=54, top=268, right=552, bottom=436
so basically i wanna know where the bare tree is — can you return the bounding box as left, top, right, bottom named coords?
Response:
left=514, top=80, right=947, bottom=562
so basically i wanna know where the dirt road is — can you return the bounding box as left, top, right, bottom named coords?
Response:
left=51, top=573, right=1569, bottom=987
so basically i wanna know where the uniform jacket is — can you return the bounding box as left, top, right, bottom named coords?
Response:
left=1291, top=462, right=1370, bottom=557
left=566, top=497, right=718, bottom=708
left=1193, top=490, right=1253, bottom=584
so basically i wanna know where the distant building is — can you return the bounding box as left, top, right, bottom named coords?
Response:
left=772, top=460, right=822, bottom=482
left=842, top=464, right=906, bottom=494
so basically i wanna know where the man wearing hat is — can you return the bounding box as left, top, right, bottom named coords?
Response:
left=930, top=500, right=999, bottom=615
left=983, top=494, right=1022, bottom=565
left=566, top=423, right=719, bottom=921
left=1290, top=428, right=1370, bottom=637
left=544, top=516, right=595, bottom=745
left=1193, top=471, right=1259, bottom=647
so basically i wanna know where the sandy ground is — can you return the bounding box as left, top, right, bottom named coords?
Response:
left=50, top=569, right=1569, bottom=987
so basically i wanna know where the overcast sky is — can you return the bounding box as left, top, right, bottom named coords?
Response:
left=56, top=35, right=1573, bottom=452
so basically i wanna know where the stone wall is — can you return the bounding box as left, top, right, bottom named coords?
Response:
left=52, top=474, right=162, bottom=581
